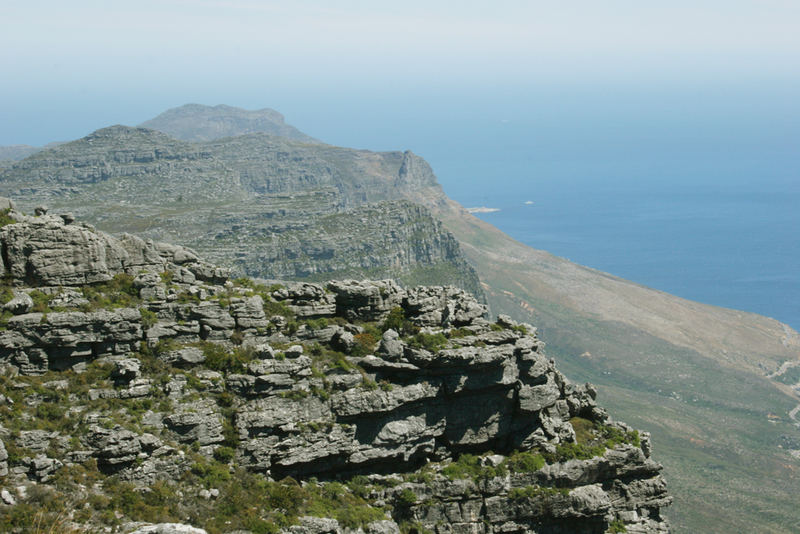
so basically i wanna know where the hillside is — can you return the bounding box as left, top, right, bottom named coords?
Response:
left=1, top=104, right=799, bottom=532
left=0, top=126, right=481, bottom=298
left=435, top=201, right=800, bottom=532
left=0, top=204, right=670, bottom=533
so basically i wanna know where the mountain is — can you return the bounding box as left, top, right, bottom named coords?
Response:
left=1, top=104, right=799, bottom=532
left=139, top=103, right=320, bottom=143
left=0, top=142, right=65, bottom=168
left=0, top=125, right=481, bottom=298
left=0, top=204, right=671, bottom=533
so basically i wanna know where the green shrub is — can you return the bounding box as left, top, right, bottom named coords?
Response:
left=504, top=450, right=546, bottom=473
left=447, top=327, right=473, bottom=339
left=570, top=417, right=596, bottom=444
left=0, top=284, right=14, bottom=305
left=396, top=488, right=418, bottom=507
left=306, top=317, right=328, bottom=330
left=608, top=519, right=628, bottom=533
left=202, top=343, right=253, bottom=373
left=29, top=289, right=52, bottom=313
left=511, top=324, right=529, bottom=335
left=443, top=453, right=508, bottom=482
left=140, top=308, right=158, bottom=329
left=346, top=475, right=372, bottom=499
left=81, top=273, right=141, bottom=310
left=35, top=402, right=66, bottom=421
left=351, top=332, right=377, bottom=357
left=544, top=442, right=606, bottom=463
left=213, top=446, right=236, bottom=464
left=382, top=307, right=418, bottom=335
left=104, top=478, right=180, bottom=524
left=568, top=417, right=640, bottom=454
left=263, top=298, right=294, bottom=319
left=0, top=208, right=16, bottom=228
left=191, top=458, right=233, bottom=488
left=303, top=481, right=384, bottom=529
left=407, top=332, right=448, bottom=352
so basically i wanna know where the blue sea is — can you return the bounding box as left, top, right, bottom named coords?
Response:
left=288, top=84, right=800, bottom=330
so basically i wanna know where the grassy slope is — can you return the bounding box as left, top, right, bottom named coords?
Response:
left=435, top=199, right=800, bottom=533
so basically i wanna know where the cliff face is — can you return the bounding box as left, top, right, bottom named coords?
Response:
left=0, top=127, right=480, bottom=299
left=0, top=205, right=670, bottom=533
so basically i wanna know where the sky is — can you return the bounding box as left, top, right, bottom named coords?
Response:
left=1, top=1, right=799, bottom=146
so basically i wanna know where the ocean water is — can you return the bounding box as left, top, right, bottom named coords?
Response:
left=461, top=180, right=800, bottom=330
left=263, top=85, right=800, bottom=330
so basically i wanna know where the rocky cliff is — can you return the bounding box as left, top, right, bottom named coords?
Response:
left=0, top=126, right=480, bottom=299
left=5, top=105, right=797, bottom=532
left=0, top=204, right=670, bottom=533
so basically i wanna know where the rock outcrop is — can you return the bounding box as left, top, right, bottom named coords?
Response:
left=0, top=208, right=670, bottom=533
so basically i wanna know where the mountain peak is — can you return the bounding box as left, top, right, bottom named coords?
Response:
left=139, top=103, right=319, bottom=143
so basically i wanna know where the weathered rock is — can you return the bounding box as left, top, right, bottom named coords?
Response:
left=0, top=439, right=8, bottom=477
left=0, top=488, right=15, bottom=505
left=128, top=524, right=207, bottom=534
left=162, top=347, right=205, bottom=366
left=3, top=292, right=33, bottom=315
left=163, top=401, right=224, bottom=446
left=86, top=425, right=143, bottom=470
left=377, top=329, right=404, bottom=360
left=113, top=358, right=141, bottom=382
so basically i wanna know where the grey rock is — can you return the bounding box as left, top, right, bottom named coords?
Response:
left=29, top=454, right=63, bottom=481
left=164, top=401, right=224, bottom=446
left=17, top=430, right=56, bottom=452
left=3, top=292, right=33, bottom=315
left=378, top=329, right=404, bottom=360
left=163, top=347, right=206, bottom=366
left=87, top=425, right=143, bottom=468
left=365, top=520, right=400, bottom=534
left=0, top=488, right=15, bottom=505
left=0, top=440, right=8, bottom=477
left=327, top=280, right=403, bottom=321
left=0, top=214, right=130, bottom=286
left=518, top=376, right=561, bottom=413
left=128, top=524, right=207, bottom=534
left=330, top=329, right=355, bottom=353
left=285, top=344, right=304, bottom=358
left=283, top=517, right=340, bottom=534
left=113, top=358, right=141, bottom=382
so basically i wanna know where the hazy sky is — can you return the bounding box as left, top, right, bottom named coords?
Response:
left=1, top=1, right=799, bottom=145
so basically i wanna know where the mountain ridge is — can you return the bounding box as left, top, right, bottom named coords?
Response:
left=1, top=104, right=799, bottom=532
left=139, top=103, right=320, bottom=144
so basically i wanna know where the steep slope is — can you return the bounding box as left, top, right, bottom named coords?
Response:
left=139, top=103, right=320, bottom=143
left=2, top=107, right=799, bottom=532
left=0, top=205, right=671, bottom=533
left=0, top=127, right=481, bottom=298
left=434, top=200, right=800, bottom=533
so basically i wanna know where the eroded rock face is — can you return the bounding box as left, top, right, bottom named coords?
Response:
left=0, top=209, right=670, bottom=534
left=0, top=209, right=229, bottom=287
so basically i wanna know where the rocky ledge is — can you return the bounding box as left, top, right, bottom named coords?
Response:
left=0, top=201, right=671, bottom=533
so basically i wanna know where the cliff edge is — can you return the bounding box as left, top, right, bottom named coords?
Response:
left=0, top=201, right=671, bottom=533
